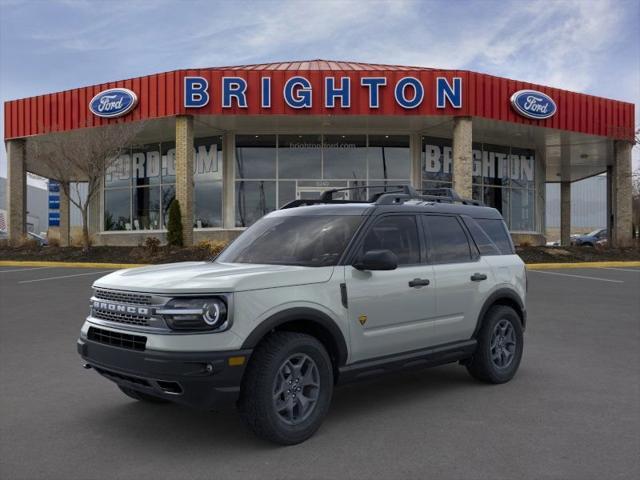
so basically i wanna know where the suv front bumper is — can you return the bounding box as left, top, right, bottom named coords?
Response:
left=77, top=338, right=252, bottom=410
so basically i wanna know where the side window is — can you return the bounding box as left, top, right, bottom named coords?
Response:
left=424, top=215, right=472, bottom=264
left=360, top=215, right=420, bottom=265
left=476, top=218, right=514, bottom=254
left=462, top=216, right=500, bottom=256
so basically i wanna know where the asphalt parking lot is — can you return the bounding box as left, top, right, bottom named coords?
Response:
left=1, top=265, right=639, bottom=480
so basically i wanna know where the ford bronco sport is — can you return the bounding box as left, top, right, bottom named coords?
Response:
left=77, top=186, right=526, bottom=445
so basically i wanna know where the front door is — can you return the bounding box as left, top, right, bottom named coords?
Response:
left=345, top=214, right=437, bottom=362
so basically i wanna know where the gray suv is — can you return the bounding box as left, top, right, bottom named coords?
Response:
left=78, top=186, right=526, bottom=444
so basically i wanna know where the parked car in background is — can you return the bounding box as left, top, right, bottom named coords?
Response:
left=27, top=231, right=48, bottom=246
left=571, top=228, right=607, bottom=247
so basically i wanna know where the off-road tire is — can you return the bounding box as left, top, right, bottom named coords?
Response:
left=118, top=385, right=169, bottom=403
left=466, top=305, right=523, bottom=384
left=239, top=332, right=334, bottom=445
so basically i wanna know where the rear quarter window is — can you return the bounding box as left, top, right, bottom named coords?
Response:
left=474, top=218, right=514, bottom=254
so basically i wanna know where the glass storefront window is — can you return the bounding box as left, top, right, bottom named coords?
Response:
left=278, top=135, right=322, bottom=179
left=323, top=135, right=367, bottom=179
left=132, top=186, right=160, bottom=230
left=368, top=135, right=410, bottom=180
left=104, top=188, right=131, bottom=231
left=236, top=135, right=276, bottom=179
left=161, top=142, right=176, bottom=184
left=104, top=136, right=223, bottom=232
left=105, top=154, right=131, bottom=188
left=482, top=144, right=510, bottom=187
left=510, top=189, right=535, bottom=231
left=132, top=143, right=161, bottom=187
left=423, top=136, right=537, bottom=231
left=236, top=180, right=276, bottom=227
left=161, top=184, right=175, bottom=228
left=422, top=136, right=453, bottom=185
left=509, top=147, right=535, bottom=189
left=194, top=136, right=223, bottom=228
left=195, top=181, right=222, bottom=228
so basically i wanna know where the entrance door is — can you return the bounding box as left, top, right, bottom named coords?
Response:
left=345, top=214, right=438, bottom=362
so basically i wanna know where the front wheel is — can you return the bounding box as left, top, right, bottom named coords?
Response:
left=239, top=332, right=334, bottom=445
left=466, top=305, right=523, bottom=384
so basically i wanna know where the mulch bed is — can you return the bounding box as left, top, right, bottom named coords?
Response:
left=1, top=243, right=639, bottom=265
left=516, top=245, right=640, bottom=263
left=0, top=245, right=216, bottom=264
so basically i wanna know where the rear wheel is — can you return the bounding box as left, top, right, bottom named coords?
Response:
left=239, top=332, right=334, bottom=445
left=466, top=305, right=523, bottom=384
left=118, top=385, right=169, bottom=403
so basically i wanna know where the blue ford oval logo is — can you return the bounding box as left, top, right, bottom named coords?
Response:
left=89, top=88, right=138, bottom=118
left=510, top=89, right=556, bottom=120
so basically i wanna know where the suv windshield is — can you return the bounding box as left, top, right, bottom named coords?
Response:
left=217, top=215, right=363, bottom=267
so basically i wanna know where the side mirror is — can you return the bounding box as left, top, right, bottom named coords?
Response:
left=353, top=249, right=398, bottom=271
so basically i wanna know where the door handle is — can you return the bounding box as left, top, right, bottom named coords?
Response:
left=470, top=273, right=488, bottom=282
left=408, top=278, right=430, bottom=288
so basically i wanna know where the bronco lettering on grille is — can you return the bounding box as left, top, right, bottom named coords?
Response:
left=92, top=300, right=149, bottom=316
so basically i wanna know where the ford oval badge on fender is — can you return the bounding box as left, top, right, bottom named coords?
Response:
left=89, top=88, right=138, bottom=118
left=510, top=89, right=556, bottom=120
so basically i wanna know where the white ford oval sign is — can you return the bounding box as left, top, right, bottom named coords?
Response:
left=510, top=89, right=556, bottom=120
left=89, top=88, right=138, bottom=118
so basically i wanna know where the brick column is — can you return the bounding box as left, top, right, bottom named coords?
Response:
left=409, top=133, right=422, bottom=189
left=175, top=116, right=194, bottom=245
left=560, top=181, right=571, bottom=246
left=222, top=133, right=236, bottom=229
left=6, top=139, right=27, bottom=244
left=452, top=116, right=472, bottom=198
left=59, top=182, right=70, bottom=247
left=611, top=141, right=633, bottom=247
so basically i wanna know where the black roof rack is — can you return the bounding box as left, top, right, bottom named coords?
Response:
left=280, top=185, right=484, bottom=209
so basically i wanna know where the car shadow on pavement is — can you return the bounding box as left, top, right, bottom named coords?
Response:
left=75, top=364, right=483, bottom=450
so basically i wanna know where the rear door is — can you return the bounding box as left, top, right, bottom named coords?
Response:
left=422, top=214, right=492, bottom=344
left=345, top=214, right=437, bottom=362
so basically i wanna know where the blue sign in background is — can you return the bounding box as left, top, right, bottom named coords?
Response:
left=48, top=212, right=60, bottom=227
left=48, top=181, right=61, bottom=227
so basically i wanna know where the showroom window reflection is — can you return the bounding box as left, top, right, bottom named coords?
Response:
left=422, top=136, right=537, bottom=232
left=235, top=134, right=410, bottom=227
left=103, top=136, right=223, bottom=231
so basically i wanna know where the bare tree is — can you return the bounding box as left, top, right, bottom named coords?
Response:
left=27, top=121, right=144, bottom=250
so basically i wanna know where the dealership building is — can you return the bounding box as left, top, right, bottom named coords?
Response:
left=3, top=60, right=635, bottom=246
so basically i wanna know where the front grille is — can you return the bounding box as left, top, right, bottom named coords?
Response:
left=92, top=309, right=150, bottom=326
left=94, top=289, right=152, bottom=305
left=88, top=327, right=147, bottom=351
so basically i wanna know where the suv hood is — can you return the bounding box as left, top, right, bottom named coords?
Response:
left=93, top=261, right=335, bottom=294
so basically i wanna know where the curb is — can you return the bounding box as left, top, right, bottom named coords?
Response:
left=526, top=261, right=640, bottom=270
left=2, top=260, right=639, bottom=270
left=0, top=260, right=147, bottom=269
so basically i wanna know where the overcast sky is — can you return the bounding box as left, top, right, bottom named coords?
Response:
left=1, top=0, right=638, bottom=180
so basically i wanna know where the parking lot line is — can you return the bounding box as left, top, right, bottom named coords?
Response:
left=529, top=270, right=624, bottom=283
left=0, top=266, right=56, bottom=273
left=17, top=270, right=114, bottom=284
left=599, top=267, right=640, bottom=273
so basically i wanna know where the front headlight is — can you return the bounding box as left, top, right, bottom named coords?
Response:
left=157, top=297, right=229, bottom=332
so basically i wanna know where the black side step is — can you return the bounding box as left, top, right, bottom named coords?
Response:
left=337, top=339, right=477, bottom=385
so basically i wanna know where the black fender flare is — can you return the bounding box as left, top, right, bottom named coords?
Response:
left=473, top=288, right=526, bottom=337
left=241, top=307, right=349, bottom=366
